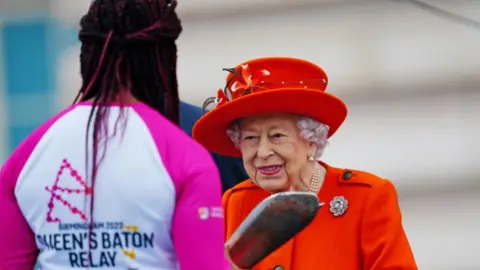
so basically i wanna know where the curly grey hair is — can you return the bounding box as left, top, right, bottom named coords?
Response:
left=226, top=116, right=329, bottom=159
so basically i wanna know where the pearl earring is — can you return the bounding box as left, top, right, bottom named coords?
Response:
left=308, top=154, right=315, bottom=161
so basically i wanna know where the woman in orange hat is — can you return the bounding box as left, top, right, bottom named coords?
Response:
left=193, top=57, right=418, bottom=270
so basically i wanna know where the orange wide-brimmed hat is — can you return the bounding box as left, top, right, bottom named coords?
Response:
left=193, top=57, right=348, bottom=157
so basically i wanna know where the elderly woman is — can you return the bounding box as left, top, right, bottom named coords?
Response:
left=193, top=57, right=417, bottom=270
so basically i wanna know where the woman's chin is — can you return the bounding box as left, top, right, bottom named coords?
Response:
left=258, top=178, right=289, bottom=193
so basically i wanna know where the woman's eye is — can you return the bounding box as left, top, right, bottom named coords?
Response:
left=272, top=133, right=285, bottom=138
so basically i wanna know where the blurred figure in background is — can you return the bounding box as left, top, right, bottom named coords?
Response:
left=194, top=57, right=417, bottom=269
left=180, top=101, right=248, bottom=191
left=0, top=0, right=228, bottom=269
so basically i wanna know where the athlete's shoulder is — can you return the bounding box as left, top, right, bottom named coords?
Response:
left=131, top=103, right=216, bottom=179
left=13, top=106, right=76, bottom=152
left=131, top=102, right=192, bottom=140
left=1, top=106, right=76, bottom=185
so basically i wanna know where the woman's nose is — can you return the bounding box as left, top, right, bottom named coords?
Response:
left=257, top=137, right=273, bottom=158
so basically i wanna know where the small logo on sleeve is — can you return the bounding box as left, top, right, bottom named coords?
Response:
left=198, top=207, right=210, bottom=220
left=198, top=206, right=224, bottom=220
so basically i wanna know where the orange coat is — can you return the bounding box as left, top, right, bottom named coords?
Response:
left=222, top=162, right=417, bottom=270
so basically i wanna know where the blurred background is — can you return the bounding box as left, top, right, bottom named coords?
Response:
left=0, top=0, right=479, bottom=269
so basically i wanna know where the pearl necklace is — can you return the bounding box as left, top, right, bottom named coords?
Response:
left=308, top=163, right=323, bottom=194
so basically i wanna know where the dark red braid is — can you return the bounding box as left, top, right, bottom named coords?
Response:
left=74, top=0, right=182, bottom=260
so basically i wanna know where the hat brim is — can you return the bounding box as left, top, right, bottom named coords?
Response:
left=193, top=89, right=348, bottom=157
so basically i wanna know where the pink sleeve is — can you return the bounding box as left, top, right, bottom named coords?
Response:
left=0, top=149, right=38, bottom=269
left=132, top=103, right=229, bottom=269
left=172, top=160, right=229, bottom=270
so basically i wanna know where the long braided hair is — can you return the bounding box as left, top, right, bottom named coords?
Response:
left=74, top=0, right=182, bottom=249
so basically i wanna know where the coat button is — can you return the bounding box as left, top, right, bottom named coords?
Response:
left=342, top=171, right=353, bottom=180
left=273, top=266, right=284, bottom=270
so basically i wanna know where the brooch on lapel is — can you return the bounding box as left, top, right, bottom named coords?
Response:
left=330, top=196, right=348, bottom=217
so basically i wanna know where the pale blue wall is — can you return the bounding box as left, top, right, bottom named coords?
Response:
left=0, top=16, right=78, bottom=162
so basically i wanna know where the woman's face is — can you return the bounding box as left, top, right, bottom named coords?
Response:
left=238, top=114, right=316, bottom=193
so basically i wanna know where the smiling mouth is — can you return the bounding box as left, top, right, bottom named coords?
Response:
left=257, top=165, right=283, bottom=176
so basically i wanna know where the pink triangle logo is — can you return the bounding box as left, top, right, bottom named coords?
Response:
left=45, top=159, right=92, bottom=223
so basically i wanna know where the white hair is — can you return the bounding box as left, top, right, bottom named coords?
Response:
left=226, top=116, right=329, bottom=159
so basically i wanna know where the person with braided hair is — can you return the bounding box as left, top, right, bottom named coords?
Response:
left=0, top=0, right=228, bottom=269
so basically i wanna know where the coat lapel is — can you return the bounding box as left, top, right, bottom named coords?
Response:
left=288, top=167, right=343, bottom=269
left=229, top=163, right=352, bottom=269
left=253, top=165, right=346, bottom=269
